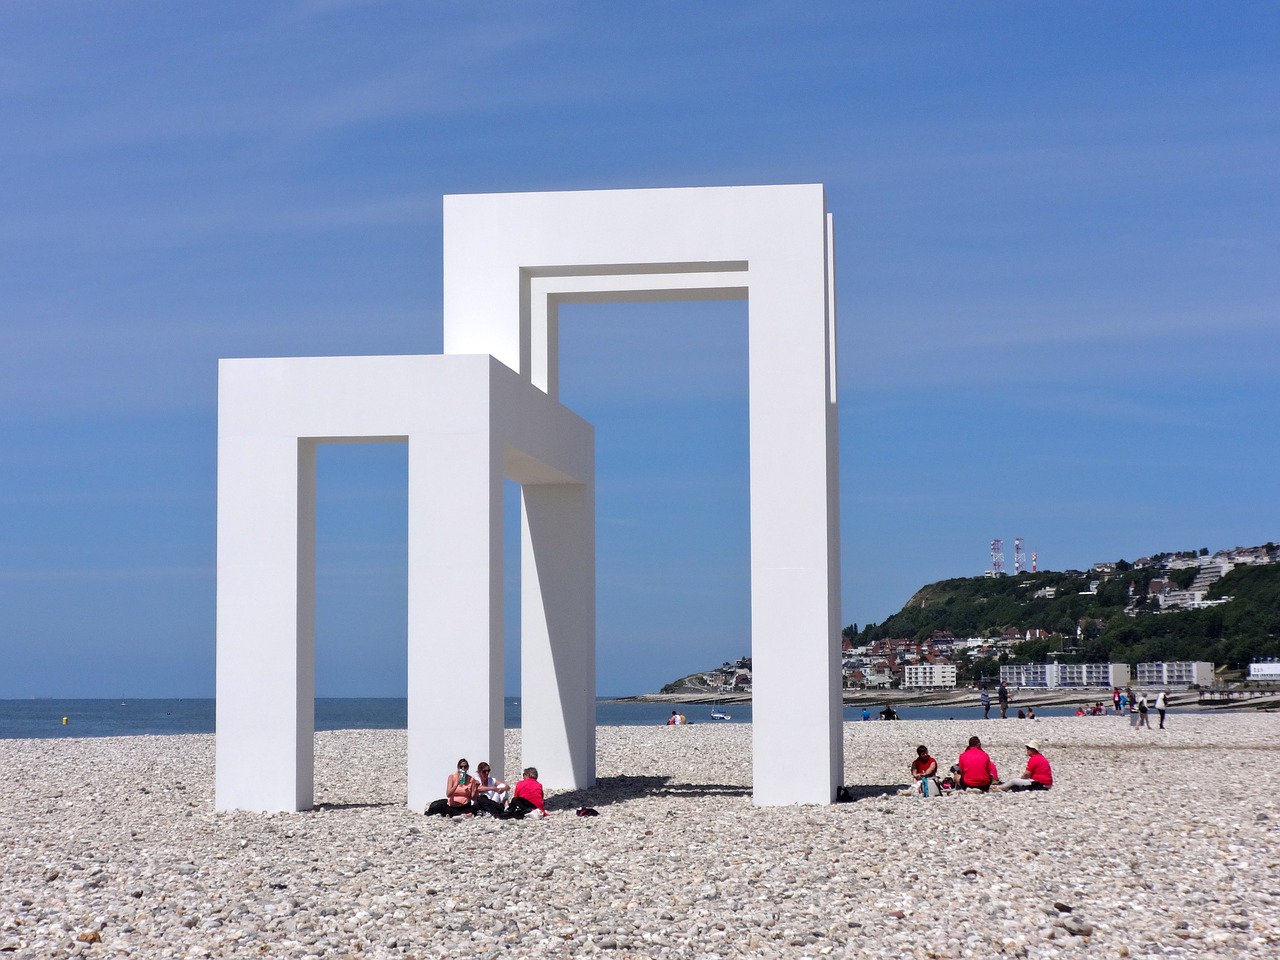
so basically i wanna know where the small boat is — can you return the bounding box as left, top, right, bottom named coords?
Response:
left=710, top=700, right=732, bottom=721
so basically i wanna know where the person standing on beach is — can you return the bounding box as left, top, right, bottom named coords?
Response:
left=980, top=686, right=991, bottom=720
left=1156, top=690, right=1170, bottom=729
left=998, top=682, right=1009, bottom=719
left=1137, top=693, right=1151, bottom=729
left=1113, top=687, right=1122, bottom=714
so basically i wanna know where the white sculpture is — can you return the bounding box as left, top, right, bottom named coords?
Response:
left=216, top=184, right=842, bottom=811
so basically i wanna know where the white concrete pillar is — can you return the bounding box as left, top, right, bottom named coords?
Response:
left=405, top=429, right=505, bottom=810
left=214, top=436, right=316, bottom=812
left=520, top=481, right=596, bottom=789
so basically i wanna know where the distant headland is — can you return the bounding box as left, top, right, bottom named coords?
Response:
left=639, top=539, right=1280, bottom=704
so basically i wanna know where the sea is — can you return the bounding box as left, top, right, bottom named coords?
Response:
left=0, top=697, right=1093, bottom=740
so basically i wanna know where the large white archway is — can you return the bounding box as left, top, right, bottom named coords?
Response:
left=443, top=185, right=843, bottom=805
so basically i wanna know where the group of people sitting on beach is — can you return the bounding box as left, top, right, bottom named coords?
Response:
left=425, top=759, right=548, bottom=819
left=907, top=735, right=1053, bottom=796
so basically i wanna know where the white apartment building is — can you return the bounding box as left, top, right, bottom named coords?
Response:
left=1135, top=661, right=1214, bottom=687
left=902, top=663, right=957, bottom=689
left=1000, top=663, right=1050, bottom=688
left=1054, top=662, right=1131, bottom=687
left=1000, top=662, right=1130, bottom=689
left=1247, top=660, right=1280, bottom=681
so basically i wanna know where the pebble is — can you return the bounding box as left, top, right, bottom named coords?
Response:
left=2, top=716, right=1279, bottom=957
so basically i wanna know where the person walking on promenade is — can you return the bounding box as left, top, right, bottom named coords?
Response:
left=998, top=681, right=1010, bottom=719
left=1156, top=690, right=1170, bottom=729
left=993, top=740, right=1053, bottom=792
left=954, top=735, right=999, bottom=792
left=980, top=686, right=991, bottom=720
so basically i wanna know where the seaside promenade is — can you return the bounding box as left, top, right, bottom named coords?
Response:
left=3, top=714, right=1278, bottom=957
left=627, top=687, right=1248, bottom=711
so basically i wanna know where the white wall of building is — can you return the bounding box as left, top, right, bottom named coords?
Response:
left=1000, top=662, right=1131, bottom=689
left=1136, top=661, right=1214, bottom=687
left=902, top=663, right=957, bottom=688
left=1249, top=661, right=1280, bottom=680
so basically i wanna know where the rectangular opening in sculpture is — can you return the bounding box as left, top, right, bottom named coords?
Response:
left=502, top=477, right=522, bottom=724
left=314, top=441, right=409, bottom=700
left=558, top=298, right=749, bottom=697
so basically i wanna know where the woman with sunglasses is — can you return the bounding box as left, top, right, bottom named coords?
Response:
left=426, top=758, right=480, bottom=817
left=473, top=762, right=509, bottom=817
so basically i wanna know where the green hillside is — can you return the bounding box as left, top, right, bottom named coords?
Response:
left=846, top=561, right=1280, bottom=670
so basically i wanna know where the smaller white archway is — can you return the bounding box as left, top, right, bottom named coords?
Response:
left=215, top=354, right=594, bottom=812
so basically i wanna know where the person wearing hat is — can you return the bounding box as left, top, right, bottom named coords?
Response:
left=994, top=740, right=1053, bottom=792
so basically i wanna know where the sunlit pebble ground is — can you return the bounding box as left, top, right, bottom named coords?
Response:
left=3, top=715, right=1279, bottom=959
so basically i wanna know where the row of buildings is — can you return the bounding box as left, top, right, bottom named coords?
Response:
left=995, top=660, right=1214, bottom=690
left=883, top=659, right=1218, bottom=690
left=694, top=651, right=1270, bottom=695
left=896, top=660, right=1220, bottom=690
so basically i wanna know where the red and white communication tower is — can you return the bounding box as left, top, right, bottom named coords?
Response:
left=1014, top=538, right=1026, bottom=574
left=1031, top=551, right=1038, bottom=573
left=990, top=539, right=1005, bottom=576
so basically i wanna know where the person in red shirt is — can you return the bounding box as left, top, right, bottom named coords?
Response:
left=910, top=745, right=937, bottom=781
left=503, top=767, right=549, bottom=818
left=908, top=744, right=942, bottom=796
left=994, top=740, right=1053, bottom=792
left=954, top=736, right=998, bottom=791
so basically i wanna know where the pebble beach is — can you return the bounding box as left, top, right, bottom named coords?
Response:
left=3, top=714, right=1278, bottom=959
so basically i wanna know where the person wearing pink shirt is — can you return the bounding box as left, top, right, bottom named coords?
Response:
left=994, top=740, right=1053, bottom=792
left=503, top=767, right=549, bottom=819
left=954, top=735, right=998, bottom=791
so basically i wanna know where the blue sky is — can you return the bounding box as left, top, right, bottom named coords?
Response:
left=2, top=1, right=1277, bottom=698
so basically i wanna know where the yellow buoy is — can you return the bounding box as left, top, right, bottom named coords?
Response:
left=62, top=717, right=68, bottom=725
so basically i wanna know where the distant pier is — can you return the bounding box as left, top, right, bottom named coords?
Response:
left=1198, top=685, right=1280, bottom=707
